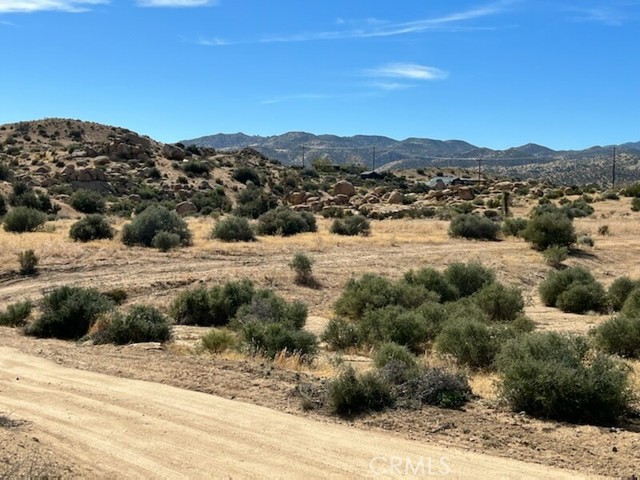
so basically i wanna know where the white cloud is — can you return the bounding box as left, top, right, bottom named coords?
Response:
left=570, top=7, right=627, bottom=26
left=137, top=0, right=216, bottom=7
left=367, top=63, right=448, bottom=81
left=196, top=36, right=227, bottom=46
left=0, top=0, right=107, bottom=13
left=369, top=82, right=415, bottom=91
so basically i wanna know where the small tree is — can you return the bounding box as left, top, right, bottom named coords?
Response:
left=289, top=252, right=315, bottom=286
left=522, top=212, right=576, bottom=251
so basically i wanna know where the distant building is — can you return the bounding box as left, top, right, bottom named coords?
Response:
left=360, top=171, right=384, bottom=180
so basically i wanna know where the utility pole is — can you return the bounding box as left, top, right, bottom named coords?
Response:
left=612, top=146, right=617, bottom=189
left=372, top=146, right=376, bottom=172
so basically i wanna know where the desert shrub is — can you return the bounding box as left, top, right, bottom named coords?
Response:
left=0, top=194, right=6, bottom=217
left=621, top=289, right=640, bottom=318
left=234, top=184, right=278, bottom=218
left=289, top=252, right=314, bottom=285
left=241, top=321, right=317, bottom=359
left=27, top=286, right=113, bottom=339
left=631, top=197, right=640, bottom=212
left=95, top=305, right=172, bottom=345
left=473, top=282, right=524, bottom=322
left=104, top=288, right=128, bottom=305
left=191, top=188, right=232, bottom=213
left=70, top=189, right=106, bottom=214
left=449, top=213, right=500, bottom=240
left=327, top=366, right=394, bottom=416
left=608, top=277, right=638, bottom=311
left=3, top=207, right=46, bottom=232
left=69, top=214, right=114, bottom=242
left=443, top=262, right=495, bottom=298
left=321, top=317, right=360, bottom=350
left=374, top=342, right=418, bottom=370
left=232, top=166, right=261, bottom=186
left=0, top=300, right=33, bottom=327
left=330, top=215, right=370, bottom=236
left=257, top=207, right=316, bottom=236
left=502, top=217, right=528, bottom=237
left=18, top=250, right=39, bottom=275
left=212, top=216, right=256, bottom=242
left=359, top=306, right=432, bottom=353
left=170, top=287, right=212, bottom=326
left=234, top=289, right=307, bottom=330
left=577, top=234, right=595, bottom=248
left=597, top=225, right=609, bottom=236
left=522, top=212, right=576, bottom=251
left=539, top=267, right=607, bottom=313
left=496, top=332, right=633, bottom=425
left=403, top=267, right=458, bottom=302
left=435, top=318, right=499, bottom=370
left=122, top=205, right=192, bottom=247
left=181, top=159, right=211, bottom=176
left=624, top=183, right=640, bottom=198
left=561, top=200, right=594, bottom=219
left=543, top=245, right=569, bottom=268
left=0, top=163, right=11, bottom=181
left=602, top=191, right=620, bottom=201
left=9, top=182, right=57, bottom=214
left=593, top=316, right=640, bottom=358
left=152, top=231, right=181, bottom=251
left=201, top=328, right=237, bottom=353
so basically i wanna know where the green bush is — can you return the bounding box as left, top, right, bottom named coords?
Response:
left=18, top=250, right=39, bottom=275
left=0, top=300, right=33, bottom=327
left=632, top=197, right=640, bottom=212
left=122, top=205, right=192, bottom=247
left=201, top=328, right=237, bottom=353
left=403, top=267, right=458, bottom=302
left=234, top=184, right=278, bottom=218
left=70, top=189, right=106, bottom=214
left=234, top=289, right=307, bottom=330
left=191, top=188, right=232, bottom=214
left=257, top=207, right=317, bottom=236
left=212, top=216, right=256, bottom=242
left=94, top=305, right=172, bottom=345
left=374, top=342, right=418, bottom=370
left=327, top=366, right=394, bottom=416
left=321, top=317, right=360, bottom=350
left=232, top=167, right=261, bottom=186
left=152, top=231, right=181, bottom=251
left=473, top=282, right=524, bottom=322
left=624, top=183, right=640, bottom=198
left=503, top=217, right=529, bottom=237
left=359, top=306, right=432, bottom=353
left=543, top=245, right=569, bottom=268
left=181, top=159, right=211, bottom=177
left=608, top=277, right=638, bottom=311
left=497, top=332, right=633, bottom=425
left=449, top=213, right=500, bottom=240
left=539, top=267, right=607, bottom=313
left=0, top=163, right=11, bottom=181
left=621, top=289, right=640, bottom=318
left=561, top=200, right=594, bottom=219
left=0, top=194, right=6, bottom=217
left=241, top=321, right=318, bottom=359
left=330, top=215, right=370, bottom=236
left=522, top=212, right=576, bottom=251
left=435, top=318, right=499, bottom=370
left=69, top=215, right=114, bottom=242
left=104, top=288, right=128, bottom=305
left=9, top=182, right=57, bottom=214
left=3, top=207, right=47, bottom=233
left=170, top=287, right=212, bottom=326
left=593, top=316, right=640, bottom=358
left=444, top=262, right=495, bottom=298
left=27, top=286, right=113, bottom=339
left=289, top=252, right=314, bottom=285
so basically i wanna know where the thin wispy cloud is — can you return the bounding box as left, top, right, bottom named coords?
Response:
left=0, top=0, right=108, bottom=13
left=369, top=82, right=415, bottom=91
left=196, top=36, right=228, bottom=46
left=367, top=63, right=448, bottom=81
left=137, top=0, right=217, bottom=7
left=566, top=1, right=639, bottom=26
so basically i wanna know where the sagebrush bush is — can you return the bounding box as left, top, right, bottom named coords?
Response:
left=289, top=252, right=314, bottom=285
left=70, top=189, right=106, bottom=214
left=104, top=288, right=128, bottom=305
left=241, top=321, right=318, bottom=359
left=621, top=289, right=640, bottom=318
left=543, top=245, right=569, bottom=268
left=594, top=316, right=640, bottom=358
left=234, top=184, right=278, bottom=218
left=27, top=286, right=113, bottom=339
left=212, top=216, right=256, bottom=242
left=0, top=194, right=6, bottom=217
left=632, top=197, right=640, bottom=212
left=539, top=266, right=607, bottom=314
left=444, top=262, right=495, bottom=298
left=321, top=317, right=360, bottom=350
left=327, top=366, right=394, bottom=416
left=18, top=250, right=39, bottom=275
left=389, top=364, right=472, bottom=409
left=93, top=305, right=172, bottom=345
left=502, top=217, right=529, bottom=237
left=330, top=215, right=371, bottom=236
left=497, top=332, right=633, bottom=425
left=359, top=306, right=432, bottom=353
left=201, top=328, right=237, bottom=353
left=608, top=277, right=638, bottom=311
left=233, top=289, right=308, bottom=330
left=191, top=188, right=232, bottom=214
left=473, top=282, right=524, bottom=322
left=152, top=231, right=181, bottom=251
left=0, top=300, right=33, bottom=327
left=69, top=214, right=114, bottom=242
left=374, top=342, right=418, bottom=370
left=3, top=207, right=47, bottom=233
left=435, top=318, right=499, bottom=370
left=257, top=207, right=317, bottom=236
left=0, top=163, right=11, bottom=181
left=232, top=166, right=261, bottom=186
left=403, top=267, right=458, bottom=302
left=9, top=183, right=57, bottom=214
left=449, top=213, right=500, bottom=240
left=170, top=287, right=212, bottom=326
left=522, top=212, right=576, bottom=251
left=122, top=205, right=192, bottom=247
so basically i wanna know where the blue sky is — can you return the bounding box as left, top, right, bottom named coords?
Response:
left=0, top=0, right=638, bottom=149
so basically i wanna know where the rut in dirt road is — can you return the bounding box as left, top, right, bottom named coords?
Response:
left=0, top=347, right=596, bottom=479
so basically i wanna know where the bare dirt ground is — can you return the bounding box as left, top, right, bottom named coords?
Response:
left=1, top=199, right=640, bottom=477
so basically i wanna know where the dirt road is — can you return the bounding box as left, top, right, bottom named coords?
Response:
left=0, top=347, right=597, bottom=479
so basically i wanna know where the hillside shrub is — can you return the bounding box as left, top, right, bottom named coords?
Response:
left=330, top=215, right=370, bottom=236
left=104, top=288, right=128, bottom=305
left=0, top=300, right=33, bottom=327
left=234, top=184, right=278, bottom=218
left=0, top=194, right=6, bottom=217
left=403, top=267, right=459, bottom=302
left=94, top=305, right=172, bottom=345
left=27, top=286, right=113, bottom=339
left=632, top=197, right=640, bottom=212
left=594, top=316, right=640, bottom=358
left=503, top=217, right=528, bottom=237
left=608, top=277, right=638, bottom=311
left=18, top=250, right=39, bottom=275
left=240, top=321, right=317, bottom=359
left=393, top=366, right=471, bottom=409
left=9, top=182, right=57, bottom=214
left=543, top=245, right=569, bottom=268
left=122, top=205, right=192, bottom=247
left=561, top=200, right=594, bottom=219
left=232, top=166, right=261, bottom=186
left=191, top=188, right=232, bottom=213
left=435, top=318, right=499, bottom=370
left=69, top=214, right=114, bottom=242
left=327, top=366, right=394, bottom=416
left=152, top=231, right=181, bottom=251
left=289, top=252, right=315, bottom=285
left=212, top=216, right=256, bottom=242
left=444, top=262, right=495, bottom=298
left=256, top=207, right=316, bottom=236
left=201, top=328, right=237, bottom=353
left=473, top=282, right=524, bottom=322
left=624, top=183, right=640, bottom=198
left=181, top=159, right=211, bottom=177
left=449, top=213, right=500, bottom=240
left=234, top=289, right=307, bottom=330
left=70, top=189, right=106, bottom=214
left=374, top=342, right=418, bottom=370
left=3, top=207, right=47, bottom=232
left=321, top=317, right=360, bottom=350
left=522, top=212, right=576, bottom=251
left=496, top=332, right=632, bottom=425
left=621, top=289, right=640, bottom=318
left=0, top=163, right=11, bottom=181
left=539, top=267, right=607, bottom=313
